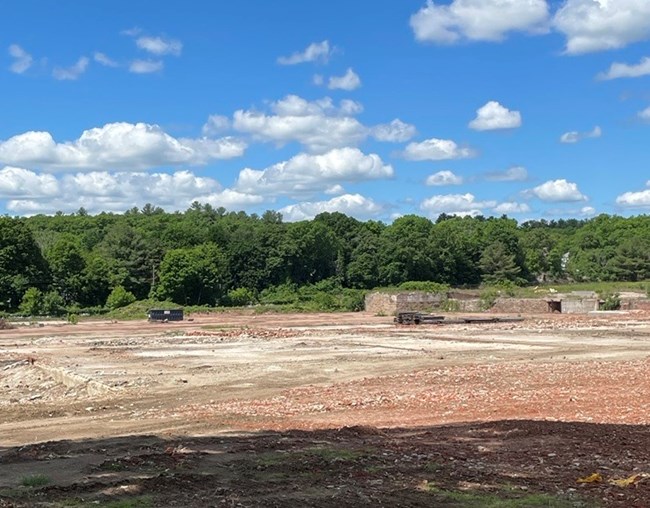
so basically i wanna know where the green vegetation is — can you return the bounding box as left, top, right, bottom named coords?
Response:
left=106, top=285, right=136, bottom=310
left=1, top=209, right=649, bottom=318
left=422, top=484, right=591, bottom=507
left=20, top=474, right=51, bottom=487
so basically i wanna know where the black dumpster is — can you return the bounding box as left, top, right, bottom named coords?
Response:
left=148, top=309, right=184, bottom=321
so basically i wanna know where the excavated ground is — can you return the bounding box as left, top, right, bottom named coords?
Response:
left=1, top=311, right=649, bottom=507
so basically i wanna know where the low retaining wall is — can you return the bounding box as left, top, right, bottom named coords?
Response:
left=562, top=298, right=599, bottom=314
left=364, top=291, right=445, bottom=314
left=489, top=298, right=549, bottom=314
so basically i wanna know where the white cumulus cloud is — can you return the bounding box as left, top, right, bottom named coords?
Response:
left=421, top=192, right=497, bottom=217
left=527, top=179, right=587, bottom=202
left=560, top=126, right=602, bottom=143
left=493, top=201, right=531, bottom=214
left=0, top=166, right=59, bottom=197
left=52, top=57, right=89, bottom=80
left=94, top=52, right=119, bottom=67
left=372, top=119, right=417, bottom=142
left=202, top=115, right=231, bottom=136
left=403, top=137, right=475, bottom=161
left=277, top=40, right=332, bottom=65
left=469, top=101, right=522, bottom=131
left=410, top=0, right=549, bottom=44
left=328, top=68, right=361, bottom=90
left=232, top=95, right=368, bottom=153
left=280, top=193, right=384, bottom=222
left=136, top=36, right=182, bottom=56
left=554, top=0, right=650, bottom=54
left=484, top=166, right=528, bottom=182
left=129, top=59, right=164, bottom=74
left=598, top=56, right=650, bottom=80
left=616, top=181, right=650, bottom=208
left=235, top=147, right=393, bottom=198
left=638, top=106, right=650, bottom=121
left=426, top=170, right=463, bottom=186
left=0, top=122, right=246, bottom=171
left=1, top=168, right=264, bottom=215
left=8, top=44, right=33, bottom=74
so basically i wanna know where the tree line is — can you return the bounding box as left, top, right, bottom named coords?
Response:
left=1, top=203, right=649, bottom=315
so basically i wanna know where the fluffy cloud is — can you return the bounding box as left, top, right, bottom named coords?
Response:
left=232, top=95, right=368, bottom=153
left=277, top=40, right=332, bottom=65
left=372, top=119, right=417, bottom=142
left=554, top=0, right=650, bottom=54
left=421, top=192, right=497, bottom=217
left=426, top=170, right=463, bottom=186
left=8, top=44, right=33, bottom=74
left=402, top=137, right=475, bottom=161
left=328, top=68, right=361, bottom=90
left=410, top=0, right=549, bottom=44
left=560, top=126, right=602, bottom=143
left=129, top=59, right=163, bottom=74
left=493, top=201, right=531, bottom=214
left=616, top=182, right=650, bottom=208
left=484, top=166, right=528, bottom=182
left=598, top=56, right=650, bottom=80
left=0, top=122, right=246, bottom=171
left=53, top=57, right=89, bottom=80
left=280, top=194, right=383, bottom=221
left=235, top=147, right=393, bottom=197
left=1, top=168, right=263, bottom=215
left=94, top=52, right=119, bottom=67
left=469, top=101, right=522, bottom=131
left=639, top=107, right=650, bottom=121
left=0, top=166, right=59, bottom=197
left=202, top=115, right=231, bottom=136
left=526, top=179, right=587, bottom=202
left=136, top=36, right=182, bottom=56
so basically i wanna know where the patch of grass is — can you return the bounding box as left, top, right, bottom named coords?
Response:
left=423, top=461, right=444, bottom=473
left=422, top=486, right=592, bottom=508
left=255, top=452, right=289, bottom=467
left=0, top=487, right=23, bottom=498
left=306, top=447, right=362, bottom=461
left=101, top=496, right=153, bottom=508
left=20, top=474, right=51, bottom=487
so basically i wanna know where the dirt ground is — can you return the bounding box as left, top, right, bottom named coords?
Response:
left=1, top=311, right=649, bottom=507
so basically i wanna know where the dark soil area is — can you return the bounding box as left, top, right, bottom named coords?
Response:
left=1, top=420, right=649, bottom=507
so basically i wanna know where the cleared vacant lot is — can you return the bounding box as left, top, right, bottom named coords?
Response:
left=1, top=311, right=649, bottom=507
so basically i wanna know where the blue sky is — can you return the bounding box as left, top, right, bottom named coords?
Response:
left=2, top=0, right=650, bottom=221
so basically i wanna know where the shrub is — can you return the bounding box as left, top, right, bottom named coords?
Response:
left=600, top=292, right=621, bottom=311
left=106, top=286, right=137, bottom=310
left=67, top=313, right=79, bottom=324
left=480, top=288, right=499, bottom=311
left=226, top=287, right=256, bottom=307
left=19, top=287, right=43, bottom=316
left=42, top=291, right=65, bottom=317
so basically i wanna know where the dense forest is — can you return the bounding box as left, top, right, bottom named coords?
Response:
left=1, top=203, right=649, bottom=316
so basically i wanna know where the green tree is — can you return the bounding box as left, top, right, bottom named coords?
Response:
left=106, top=286, right=136, bottom=310
left=42, top=291, right=66, bottom=316
left=480, top=242, right=522, bottom=285
left=46, top=235, right=86, bottom=304
left=154, top=243, right=228, bottom=305
left=20, top=287, right=44, bottom=316
left=378, top=215, right=436, bottom=285
left=0, top=218, right=49, bottom=311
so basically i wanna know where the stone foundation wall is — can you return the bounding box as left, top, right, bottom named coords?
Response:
left=489, top=298, right=549, bottom=314
left=627, top=299, right=650, bottom=311
left=562, top=299, right=599, bottom=314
